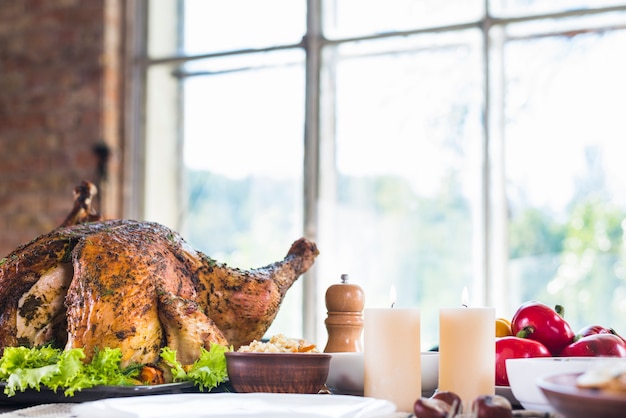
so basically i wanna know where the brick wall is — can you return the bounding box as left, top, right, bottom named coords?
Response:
left=0, top=0, right=124, bottom=257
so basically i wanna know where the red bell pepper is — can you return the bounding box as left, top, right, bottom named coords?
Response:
left=511, top=301, right=575, bottom=355
left=576, top=324, right=625, bottom=342
left=559, top=333, right=626, bottom=357
left=495, top=336, right=551, bottom=386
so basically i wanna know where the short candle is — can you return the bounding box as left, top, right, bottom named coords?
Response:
left=439, top=306, right=495, bottom=411
left=364, top=308, right=421, bottom=413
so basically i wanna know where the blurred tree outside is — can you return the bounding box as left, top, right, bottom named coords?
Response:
left=508, top=146, right=626, bottom=334
left=185, top=140, right=626, bottom=341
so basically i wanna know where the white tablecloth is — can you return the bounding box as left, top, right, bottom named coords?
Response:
left=0, top=404, right=74, bottom=418
left=0, top=401, right=412, bottom=418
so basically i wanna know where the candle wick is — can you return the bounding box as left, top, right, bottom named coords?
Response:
left=462, top=304, right=468, bottom=308
left=390, top=302, right=395, bottom=308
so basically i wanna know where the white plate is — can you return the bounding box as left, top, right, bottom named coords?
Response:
left=72, top=392, right=397, bottom=418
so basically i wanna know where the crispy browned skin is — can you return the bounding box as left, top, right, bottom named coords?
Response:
left=0, top=223, right=96, bottom=348
left=195, top=238, right=319, bottom=348
left=16, top=263, right=73, bottom=347
left=157, top=291, right=228, bottom=365
left=0, top=219, right=319, bottom=368
left=65, top=228, right=164, bottom=366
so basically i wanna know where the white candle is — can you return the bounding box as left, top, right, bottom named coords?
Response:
left=364, top=308, right=421, bottom=413
left=439, top=305, right=495, bottom=412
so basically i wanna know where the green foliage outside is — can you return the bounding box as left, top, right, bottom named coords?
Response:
left=510, top=196, right=626, bottom=334
left=183, top=157, right=626, bottom=341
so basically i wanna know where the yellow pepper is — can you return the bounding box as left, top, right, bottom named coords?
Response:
left=495, top=317, right=513, bottom=337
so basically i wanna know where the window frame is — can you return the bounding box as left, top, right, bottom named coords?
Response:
left=129, top=1, right=626, bottom=343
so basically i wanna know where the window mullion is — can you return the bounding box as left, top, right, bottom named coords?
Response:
left=486, top=22, right=509, bottom=315
left=302, top=0, right=323, bottom=343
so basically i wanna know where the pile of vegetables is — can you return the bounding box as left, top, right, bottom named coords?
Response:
left=0, top=343, right=230, bottom=397
left=495, top=301, right=626, bottom=386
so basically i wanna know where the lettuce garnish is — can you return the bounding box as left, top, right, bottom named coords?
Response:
left=160, top=343, right=230, bottom=392
left=0, top=344, right=230, bottom=396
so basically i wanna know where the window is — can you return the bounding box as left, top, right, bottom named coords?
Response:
left=139, top=1, right=626, bottom=349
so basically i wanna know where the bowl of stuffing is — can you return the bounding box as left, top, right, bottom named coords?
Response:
left=225, top=334, right=331, bottom=394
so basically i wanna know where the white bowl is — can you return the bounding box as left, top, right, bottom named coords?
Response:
left=421, top=352, right=439, bottom=395
left=506, top=357, right=616, bottom=412
left=326, top=351, right=439, bottom=396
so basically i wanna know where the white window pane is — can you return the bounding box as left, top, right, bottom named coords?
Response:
left=317, top=31, right=484, bottom=349
left=490, top=0, right=626, bottom=16
left=183, top=0, right=306, bottom=54
left=180, top=51, right=306, bottom=337
left=324, top=0, right=483, bottom=39
left=142, top=1, right=626, bottom=349
left=504, top=26, right=626, bottom=336
left=505, top=10, right=626, bottom=38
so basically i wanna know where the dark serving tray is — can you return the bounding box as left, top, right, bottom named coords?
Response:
left=0, top=380, right=233, bottom=405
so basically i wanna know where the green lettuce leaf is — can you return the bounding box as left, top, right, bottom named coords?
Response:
left=160, top=344, right=230, bottom=391
left=82, top=347, right=138, bottom=387
left=0, top=346, right=139, bottom=397
left=0, top=346, right=65, bottom=396
left=159, top=346, right=187, bottom=381
left=0, top=344, right=230, bottom=396
left=42, top=348, right=86, bottom=395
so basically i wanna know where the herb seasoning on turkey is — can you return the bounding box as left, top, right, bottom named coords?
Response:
left=0, top=218, right=318, bottom=377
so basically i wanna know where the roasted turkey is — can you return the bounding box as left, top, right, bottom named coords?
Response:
left=0, top=214, right=318, bottom=369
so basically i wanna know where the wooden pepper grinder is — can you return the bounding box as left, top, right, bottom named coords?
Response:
left=323, top=274, right=365, bottom=353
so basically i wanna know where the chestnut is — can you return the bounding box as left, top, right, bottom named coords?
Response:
left=431, top=390, right=462, bottom=415
left=471, top=395, right=513, bottom=418
left=413, top=397, right=452, bottom=418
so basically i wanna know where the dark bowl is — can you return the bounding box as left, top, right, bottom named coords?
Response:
left=225, top=352, right=331, bottom=394
left=538, top=372, right=626, bottom=418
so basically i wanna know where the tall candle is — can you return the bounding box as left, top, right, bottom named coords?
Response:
left=439, top=306, right=495, bottom=411
left=364, top=308, right=421, bottom=413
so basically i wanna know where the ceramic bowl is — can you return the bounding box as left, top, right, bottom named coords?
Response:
left=225, top=351, right=331, bottom=394
left=506, top=357, right=606, bottom=411
left=421, top=351, right=440, bottom=395
left=538, top=367, right=626, bottom=418
left=325, top=351, right=439, bottom=396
